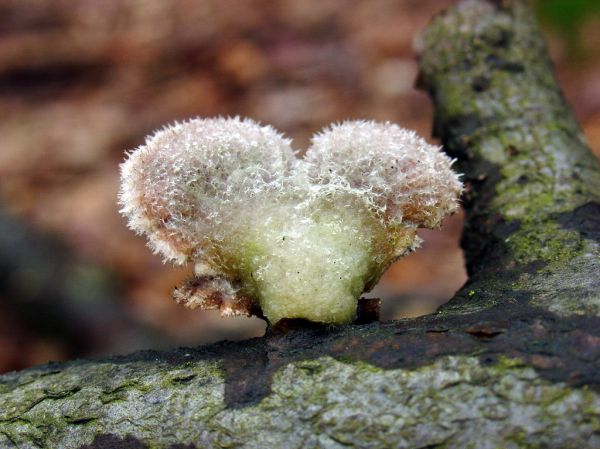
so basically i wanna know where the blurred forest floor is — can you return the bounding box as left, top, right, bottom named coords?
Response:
left=1, top=0, right=599, bottom=373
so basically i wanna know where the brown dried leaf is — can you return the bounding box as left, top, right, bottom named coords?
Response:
left=172, top=275, right=264, bottom=319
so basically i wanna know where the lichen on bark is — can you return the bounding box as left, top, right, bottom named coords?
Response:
left=1, top=352, right=599, bottom=449
left=419, top=0, right=600, bottom=317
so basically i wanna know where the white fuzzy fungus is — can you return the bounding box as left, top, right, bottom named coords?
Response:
left=304, top=121, right=462, bottom=228
left=119, top=117, right=296, bottom=265
left=119, top=117, right=462, bottom=325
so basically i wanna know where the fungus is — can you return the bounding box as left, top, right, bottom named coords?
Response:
left=119, top=117, right=462, bottom=325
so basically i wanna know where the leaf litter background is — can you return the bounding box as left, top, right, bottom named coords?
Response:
left=1, top=0, right=599, bottom=373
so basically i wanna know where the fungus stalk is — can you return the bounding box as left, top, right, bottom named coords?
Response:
left=228, top=196, right=416, bottom=324
left=119, top=117, right=462, bottom=325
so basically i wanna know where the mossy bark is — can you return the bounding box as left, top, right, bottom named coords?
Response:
left=2, top=1, right=600, bottom=448
left=419, top=0, right=600, bottom=318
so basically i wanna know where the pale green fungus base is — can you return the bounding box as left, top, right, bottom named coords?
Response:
left=223, top=198, right=416, bottom=325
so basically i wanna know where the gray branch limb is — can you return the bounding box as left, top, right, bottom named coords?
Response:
left=2, top=1, right=600, bottom=448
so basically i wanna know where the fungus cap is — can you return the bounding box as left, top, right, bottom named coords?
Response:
left=119, top=117, right=296, bottom=264
left=303, top=121, right=462, bottom=228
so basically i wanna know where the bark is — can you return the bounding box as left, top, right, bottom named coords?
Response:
left=2, top=1, right=600, bottom=448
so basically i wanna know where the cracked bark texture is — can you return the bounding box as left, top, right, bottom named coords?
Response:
left=2, top=0, right=600, bottom=448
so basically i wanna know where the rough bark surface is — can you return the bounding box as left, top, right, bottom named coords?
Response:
left=2, top=1, right=600, bottom=448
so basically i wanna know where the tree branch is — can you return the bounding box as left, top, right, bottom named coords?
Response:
left=419, top=0, right=600, bottom=317
left=1, top=1, right=600, bottom=448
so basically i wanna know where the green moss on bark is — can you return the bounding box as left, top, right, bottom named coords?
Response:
left=419, top=0, right=600, bottom=316
left=504, top=221, right=582, bottom=265
left=1, top=355, right=599, bottom=449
